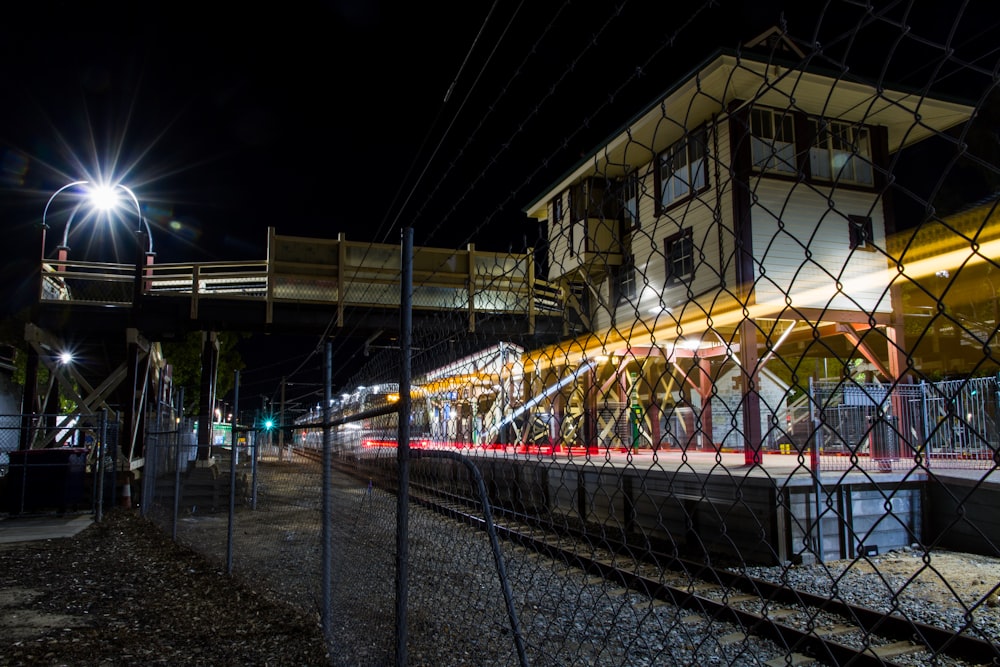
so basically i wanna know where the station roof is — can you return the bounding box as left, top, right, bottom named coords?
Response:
left=522, top=47, right=975, bottom=220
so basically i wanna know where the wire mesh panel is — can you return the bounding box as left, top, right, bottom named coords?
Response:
left=0, top=413, right=118, bottom=515
left=131, top=3, right=1000, bottom=665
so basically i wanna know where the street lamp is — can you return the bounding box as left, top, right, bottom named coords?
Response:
left=41, top=180, right=154, bottom=264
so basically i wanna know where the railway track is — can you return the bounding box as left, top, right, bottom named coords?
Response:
left=297, top=446, right=999, bottom=666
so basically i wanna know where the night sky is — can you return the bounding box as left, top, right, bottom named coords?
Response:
left=2, top=1, right=996, bottom=402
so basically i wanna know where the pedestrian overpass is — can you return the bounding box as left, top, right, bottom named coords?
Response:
left=24, top=228, right=567, bottom=473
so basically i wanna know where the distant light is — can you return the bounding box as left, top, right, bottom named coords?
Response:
left=59, top=351, right=73, bottom=364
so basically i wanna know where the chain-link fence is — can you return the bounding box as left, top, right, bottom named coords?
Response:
left=149, top=3, right=1000, bottom=664
left=24, top=2, right=1000, bottom=665
left=0, top=413, right=119, bottom=515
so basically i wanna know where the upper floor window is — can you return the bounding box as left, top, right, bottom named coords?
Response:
left=622, top=171, right=641, bottom=229
left=810, top=120, right=873, bottom=185
left=656, top=129, right=708, bottom=212
left=848, top=215, right=875, bottom=251
left=664, top=228, right=694, bottom=284
left=750, top=107, right=796, bottom=174
left=612, top=249, right=637, bottom=305
left=551, top=195, right=564, bottom=224
left=568, top=178, right=617, bottom=224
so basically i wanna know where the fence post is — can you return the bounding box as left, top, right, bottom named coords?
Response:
left=396, top=226, right=414, bottom=666
left=226, top=370, right=240, bottom=575
left=920, top=380, right=931, bottom=468
left=96, top=409, right=108, bottom=522
left=808, top=377, right=820, bottom=470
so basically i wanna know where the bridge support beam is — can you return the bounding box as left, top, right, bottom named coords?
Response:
left=196, top=332, right=219, bottom=462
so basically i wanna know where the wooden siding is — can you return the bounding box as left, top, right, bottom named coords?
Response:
left=593, top=124, right=739, bottom=333
left=750, top=180, right=891, bottom=314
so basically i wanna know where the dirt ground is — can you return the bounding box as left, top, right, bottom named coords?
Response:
left=0, top=509, right=332, bottom=666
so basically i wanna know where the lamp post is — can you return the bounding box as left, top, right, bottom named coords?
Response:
left=41, top=179, right=154, bottom=266
left=25, top=181, right=157, bottom=457
left=40, top=179, right=156, bottom=308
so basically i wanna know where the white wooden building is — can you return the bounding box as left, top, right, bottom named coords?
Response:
left=521, top=29, right=974, bottom=462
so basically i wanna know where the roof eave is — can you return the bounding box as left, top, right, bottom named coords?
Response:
left=523, top=50, right=975, bottom=221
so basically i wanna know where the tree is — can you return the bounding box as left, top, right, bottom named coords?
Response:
left=161, top=331, right=246, bottom=418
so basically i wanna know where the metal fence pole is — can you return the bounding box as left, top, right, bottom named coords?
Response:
left=809, top=377, right=825, bottom=563
left=227, top=370, right=240, bottom=575
left=172, top=388, right=184, bottom=541
left=251, top=426, right=259, bottom=511
left=96, top=408, right=108, bottom=523
left=396, top=226, right=413, bottom=667
left=321, top=340, right=332, bottom=642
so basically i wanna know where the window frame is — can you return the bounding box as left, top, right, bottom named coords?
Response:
left=663, top=227, right=694, bottom=285
left=750, top=107, right=797, bottom=174
left=613, top=248, right=637, bottom=305
left=551, top=194, right=564, bottom=223
left=654, top=127, right=709, bottom=215
left=847, top=215, right=875, bottom=251
left=621, top=170, right=641, bottom=229
left=809, top=119, right=874, bottom=186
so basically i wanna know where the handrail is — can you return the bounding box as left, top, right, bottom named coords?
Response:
left=38, top=251, right=566, bottom=330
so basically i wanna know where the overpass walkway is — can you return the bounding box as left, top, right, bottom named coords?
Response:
left=25, top=228, right=567, bottom=475
left=37, top=227, right=566, bottom=338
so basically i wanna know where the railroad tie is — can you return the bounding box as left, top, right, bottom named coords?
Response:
left=815, top=623, right=854, bottom=637
left=867, top=640, right=922, bottom=659
left=764, top=606, right=797, bottom=619
left=764, top=652, right=816, bottom=667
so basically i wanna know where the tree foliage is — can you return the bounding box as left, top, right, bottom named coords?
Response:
left=161, top=331, right=246, bottom=417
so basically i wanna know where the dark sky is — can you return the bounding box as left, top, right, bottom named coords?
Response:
left=2, top=1, right=996, bottom=405
left=0, top=2, right=781, bottom=266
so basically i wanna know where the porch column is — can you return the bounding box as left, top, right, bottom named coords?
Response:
left=739, top=319, right=763, bottom=465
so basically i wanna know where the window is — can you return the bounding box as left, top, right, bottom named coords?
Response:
left=750, top=107, right=796, bottom=173
left=551, top=195, right=564, bottom=223
left=664, top=228, right=694, bottom=284
left=810, top=119, right=873, bottom=185
left=622, top=171, right=641, bottom=229
left=568, top=178, right=616, bottom=223
left=656, top=129, right=708, bottom=210
left=569, top=181, right=588, bottom=224
left=613, top=250, right=636, bottom=304
left=848, top=215, right=874, bottom=251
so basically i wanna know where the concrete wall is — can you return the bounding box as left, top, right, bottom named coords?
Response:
left=394, top=455, right=996, bottom=568
left=926, top=476, right=1000, bottom=554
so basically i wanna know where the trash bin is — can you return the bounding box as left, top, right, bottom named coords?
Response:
left=5, top=448, right=87, bottom=514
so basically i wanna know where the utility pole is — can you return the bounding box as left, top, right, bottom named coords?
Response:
left=280, top=376, right=286, bottom=459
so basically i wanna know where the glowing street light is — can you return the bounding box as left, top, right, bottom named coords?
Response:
left=41, top=180, right=154, bottom=262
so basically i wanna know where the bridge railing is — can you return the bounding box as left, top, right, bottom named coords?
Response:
left=39, top=231, right=566, bottom=332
